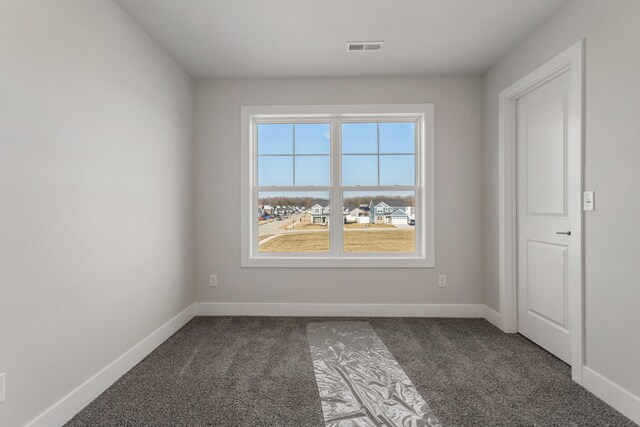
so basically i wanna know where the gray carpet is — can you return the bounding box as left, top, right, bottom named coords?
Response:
left=66, top=317, right=636, bottom=426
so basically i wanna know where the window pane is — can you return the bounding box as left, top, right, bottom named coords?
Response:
left=379, top=155, right=414, bottom=186
left=379, top=122, right=414, bottom=153
left=258, top=191, right=330, bottom=253
left=343, top=191, right=416, bottom=253
left=258, top=156, right=293, bottom=186
left=295, top=156, right=330, bottom=186
left=295, top=124, right=330, bottom=154
left=342, top=155, right=378, bottom=186
left=342, top=123, right=377, bottom=154
left=258, top=124, right=293, bottom=155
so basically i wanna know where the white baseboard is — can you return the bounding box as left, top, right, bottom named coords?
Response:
left=194, top=302, right=485, bottom=318
left=26, top=304, right=196, bottom=427
left=32, top=302, right=640, bottom=427
left=481, top=306, right=640, bottom=423
left=483, top=304, right=507, bottom=331
left=583, top=366, right=640, bottom=425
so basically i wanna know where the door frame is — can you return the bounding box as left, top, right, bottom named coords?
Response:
left=497, top=40, right=584, bottom=383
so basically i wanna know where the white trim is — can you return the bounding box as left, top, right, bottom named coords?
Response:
left=497, top=40, right=584, bottom=383
left=483, top=305, right=506, bottom=331
left=20, top=298, right=640, bottom=427
left=240, top=104, right=435, bottom=268
left=25, top=304, right=196, bottom=427
left=583, top=367, right=640, bottom=425
left=485, top=304, right=640, bottom=424
left=195, top=302, right=484, bottom=318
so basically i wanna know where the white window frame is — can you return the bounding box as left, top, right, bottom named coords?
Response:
left=240, top=104, right=435, bottom=268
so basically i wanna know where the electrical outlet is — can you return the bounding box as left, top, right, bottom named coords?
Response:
left=438, top=275, right=447, bottom=288
left=209, top=274, right=218, bottom=287
left=0, top=373, right=5, bottom=404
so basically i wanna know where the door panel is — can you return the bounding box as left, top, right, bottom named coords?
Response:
left=526, top=240, right=567, bottom=327
left=517, top=71, right=572, bottom=364
left=526, top=95, right=566, bottom=216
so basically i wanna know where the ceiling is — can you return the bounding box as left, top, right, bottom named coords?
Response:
left=115, top=0, right=567, bottom=79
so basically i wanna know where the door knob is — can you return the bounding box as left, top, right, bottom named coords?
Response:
left=556, top=231, right=571, bottom=235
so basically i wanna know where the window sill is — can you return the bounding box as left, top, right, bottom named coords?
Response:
left=241, top=256, right=435, bottom=268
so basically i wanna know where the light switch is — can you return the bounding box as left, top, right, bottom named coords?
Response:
left=583, top=191, right=595, bottom=211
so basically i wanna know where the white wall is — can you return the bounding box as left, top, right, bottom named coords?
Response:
left=194, top=76, right=484, bottom=306
left=483, top=0, right=640, bottom=399
left=0, top=1, right=194, bottom=425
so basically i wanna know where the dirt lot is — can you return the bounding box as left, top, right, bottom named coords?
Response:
left=259, top=231, right=330, bottom=252
left=344, top=229, right=415, bottom=252
left=259, top=229, right=416, bottom=253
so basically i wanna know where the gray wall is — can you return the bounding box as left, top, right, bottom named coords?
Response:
left=194, top=76, right=484, bottom=305
left=0, top=1, right=194, bottom=425
left=3, top=0, right=637, bottom=423
left=483, top=0, right=640, bottom=397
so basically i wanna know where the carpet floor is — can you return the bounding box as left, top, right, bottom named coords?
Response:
left=66, top=317, right=635, bottom=426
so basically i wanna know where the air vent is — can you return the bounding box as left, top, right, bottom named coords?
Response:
left=346, top=41, right=384, bottom=52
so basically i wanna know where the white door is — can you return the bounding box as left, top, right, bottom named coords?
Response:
left=516, top=71, right=575, bottom=364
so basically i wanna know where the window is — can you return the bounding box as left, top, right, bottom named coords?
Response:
left=241, top=104, right=434, bottom=268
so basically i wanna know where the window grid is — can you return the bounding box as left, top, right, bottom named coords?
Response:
left=255, top=119, right=418, bottom=257
left=341, top=122, right=415, bottom=187
left=377, top=123, right=380, bottom=186
left=243, top=105, right=434, bottom=268
left=256, top=123, right=331, bottom=188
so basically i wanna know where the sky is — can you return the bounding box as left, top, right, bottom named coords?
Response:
left=257, top=122, right=415, bottom=187
left=258, top=191, right=329, bottom=200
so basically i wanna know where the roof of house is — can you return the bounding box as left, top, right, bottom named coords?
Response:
left=370, top=199, right=411, bottom=208
left=346, top=205, right=370, bottom=212
left=390, top=209, right=409, bottom=217
left=310, top=200, right=330, bottom=210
